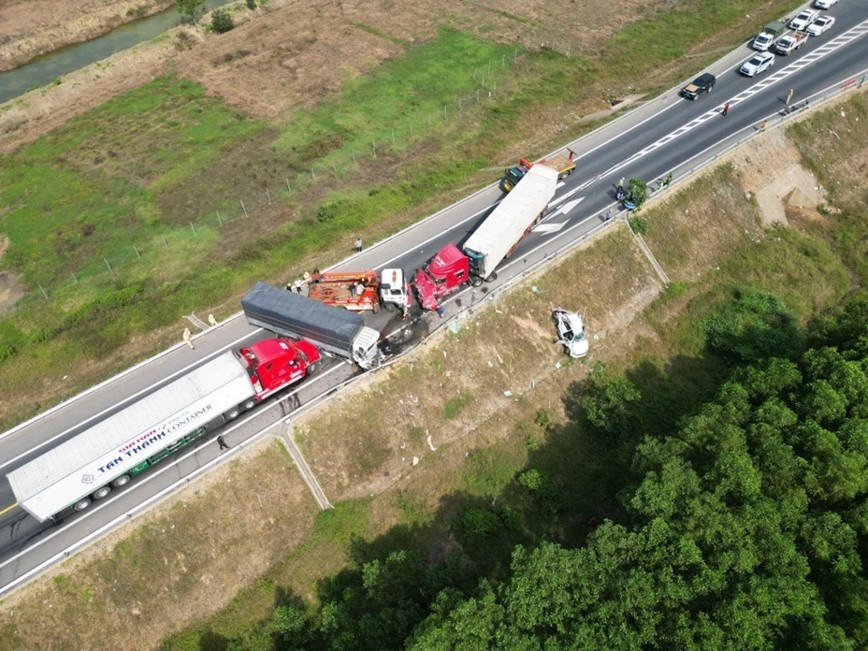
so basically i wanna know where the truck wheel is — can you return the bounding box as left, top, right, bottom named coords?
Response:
left=225, top=407, right=241, bottom=420
left=93, top=485, right=112, bottom=500
left=383, top=301, right=397, bottom=312
left=73, top=498, right=92, bottom=512
left=307, top=362, right=319, bottom=376
left=471, top=276, right=484, bottom=287
left=244, top=398, right=257, bottom=410
left=485, top=272, right=498, bottom=282
left=112, top=475, right=131, bottom=488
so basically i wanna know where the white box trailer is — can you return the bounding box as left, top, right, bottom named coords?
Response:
left=463, top=164, right=557, bottom=280
left=7, top=351, right=255, bottom=522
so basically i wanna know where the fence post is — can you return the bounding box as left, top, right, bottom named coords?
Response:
left=285, top=178, right=291, bottom=192
left=216, top=210, right=223, bottom=227
left=38, top=284, right=49, bottom=300
left=190, top=222, right=196, bottom=234
left=134, top=245, right=140, bottom=259
left=104, top=258, right=113, bottom=275
left=240, top=200, right=249, bottom=218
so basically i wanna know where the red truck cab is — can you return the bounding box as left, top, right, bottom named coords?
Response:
left=237, top=337, right=321, bottom=399
left=413, top=243, right=473, bottom=311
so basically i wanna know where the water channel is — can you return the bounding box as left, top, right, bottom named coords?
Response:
left=0, top=0, right=233, bottom=105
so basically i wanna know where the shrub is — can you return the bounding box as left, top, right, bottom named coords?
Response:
left=459, top=507, right=500, bottom=540
left=518, top=469, right=543, bottom=492
left=210, top=8, right=234, bottom=34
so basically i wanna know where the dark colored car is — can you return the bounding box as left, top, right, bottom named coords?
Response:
left=680, top=73, right=716, bottom=100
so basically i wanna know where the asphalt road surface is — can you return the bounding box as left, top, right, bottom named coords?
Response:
left=1, top=8, right=866, bottom=595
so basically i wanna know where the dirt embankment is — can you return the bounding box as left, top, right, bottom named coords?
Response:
left=0, top=0, right=174, bottom=72
left=0, top=0, right=646, bottom=154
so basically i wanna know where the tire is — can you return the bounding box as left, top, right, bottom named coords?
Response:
left=485, top=272, right=498, bottom=282
left=112, top=475, right=131, bottom=488
left=383, top=301, right=397, bottom=312
left=73, top=498, right=92, bottom=512
left=471, top=276, right=484, bottom=287
left=225, top=407, right=241, bottom=420
left=307, top=362, right=319, bottom=376
left=244, top=398, right=257, bottom=410
left=93, top=485, right=112, bottom=500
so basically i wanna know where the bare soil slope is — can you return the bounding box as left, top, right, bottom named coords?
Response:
left=2, top=106, right=862, bottom=647
left=0, top=0, right=651, bottom=153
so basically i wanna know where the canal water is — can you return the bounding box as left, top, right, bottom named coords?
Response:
left=0, top=0, right=234, bottom=105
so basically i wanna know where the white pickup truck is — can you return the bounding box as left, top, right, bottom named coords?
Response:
left=774, top=31, right=807, bottom=55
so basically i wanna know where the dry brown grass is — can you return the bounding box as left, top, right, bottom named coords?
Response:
left=0, top=441, right=319, bottom=650
left=1, top=113, right=861, bottom=645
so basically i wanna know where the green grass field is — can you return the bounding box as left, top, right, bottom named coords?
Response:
left=3, top=71, right=866, bottom=651
left=0, top=0, right=803, bottom=427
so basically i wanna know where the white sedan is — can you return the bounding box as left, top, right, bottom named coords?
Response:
left=807, top=15, right=836, bottom=36
left=553, top=309, right=589, bottom=358
left=813, top=0, right=837, bottom=9
left=789, top=9, right=819, bottom=30
left=739, top=52, right=775, bottom=77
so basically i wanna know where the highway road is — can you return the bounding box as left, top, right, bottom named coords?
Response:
left=1, top=7, right=866, bottom=594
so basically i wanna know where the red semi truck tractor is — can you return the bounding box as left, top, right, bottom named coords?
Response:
left=6, top=337, right=320, bottom=522
left=414, top=164, right=558, bottom=310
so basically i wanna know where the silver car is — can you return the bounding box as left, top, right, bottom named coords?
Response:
left=739, top=52, right=775, bottom=77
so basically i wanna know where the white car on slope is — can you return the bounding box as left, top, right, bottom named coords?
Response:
left=813, top=0, right=837, bottom=9
left=806, top=15, right=835, bottom=36
left=739, top=52, right=775, bottom=77
left=553, top=309, right=589, bottom=358
left=789, top=9, right=819, bottom=31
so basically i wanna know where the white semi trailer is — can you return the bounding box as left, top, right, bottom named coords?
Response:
left=6, top=346, right=320, bottom=522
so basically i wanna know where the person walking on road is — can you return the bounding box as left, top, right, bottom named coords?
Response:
left=721, top=102, right=730, bottom=116
left=786, top=88, right=794, bottom=106
left=217, top=435, right=229, bottom=451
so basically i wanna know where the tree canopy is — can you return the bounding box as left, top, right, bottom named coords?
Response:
left=228, top=292, right=868, bottom=650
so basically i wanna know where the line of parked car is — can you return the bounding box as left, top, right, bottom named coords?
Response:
left=679, top=1, right=839, bottom=100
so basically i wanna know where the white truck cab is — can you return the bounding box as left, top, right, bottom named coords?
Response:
left=379, top=268, right=412, bottom=311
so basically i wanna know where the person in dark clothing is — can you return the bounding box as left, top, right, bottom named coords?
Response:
left=217, top=435, right=229, bottom=451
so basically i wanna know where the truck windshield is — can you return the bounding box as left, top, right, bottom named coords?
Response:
left=505, top=168, right=524, bottom=185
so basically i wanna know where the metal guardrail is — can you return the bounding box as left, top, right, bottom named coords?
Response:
left=4, top=67, right=866, bottom=601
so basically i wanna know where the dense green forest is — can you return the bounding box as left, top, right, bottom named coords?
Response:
left=194, top=290, right=866, bottom=650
